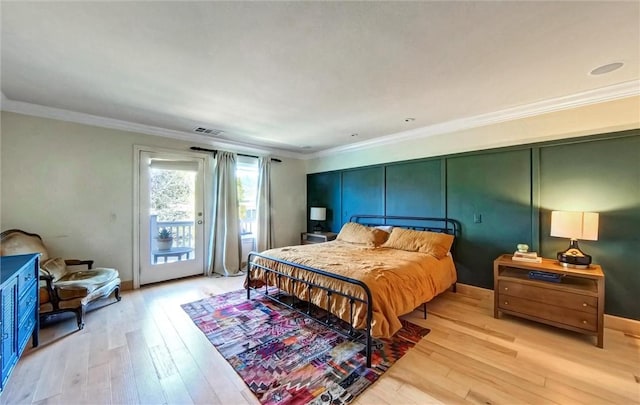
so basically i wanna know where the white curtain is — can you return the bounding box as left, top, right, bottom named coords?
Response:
left=208, top=151, right=242, bottom=276
left=256, top=156, right=274, bottom=252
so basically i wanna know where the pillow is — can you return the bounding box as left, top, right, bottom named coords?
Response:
left=381, top=227, right=454, bottom=259
left=336, top=222, right=389, bottom=247
left=374, top=225, right=394, bottom=234
left=41, top=257, right=67, bottom=282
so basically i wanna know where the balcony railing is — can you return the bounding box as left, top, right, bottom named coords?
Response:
left=150, top=215, right=256, bottom=250
left=151, top=215, right=195, bottom=249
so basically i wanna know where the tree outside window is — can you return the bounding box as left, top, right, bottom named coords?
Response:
left=150, top=169, right=196, bottom=222
left=237, top=159, right=258, bottom=235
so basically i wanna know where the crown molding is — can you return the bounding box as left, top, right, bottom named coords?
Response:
left=311, top=80, right=640, bottom=159
left=0, top=97, right=305, bottom=159
left=3, top=80, right=638, bottom=161
left=1, top=92, right=10, bottom=107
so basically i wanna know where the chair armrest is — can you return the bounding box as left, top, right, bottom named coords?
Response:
left=65, top=259, right=94, bottom=269
left=39, top=271, right=54, bottom=283
left=39, top=270, right=59, bottom=305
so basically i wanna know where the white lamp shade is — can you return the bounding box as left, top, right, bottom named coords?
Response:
left=310, top=207, right=326, bottom=221
left=550, top=211, right=599, bottom=241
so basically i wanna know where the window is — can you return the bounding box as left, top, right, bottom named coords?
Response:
left=237, top=156, right=259, bottom=236
left=149, top=160, right=198, bottom=251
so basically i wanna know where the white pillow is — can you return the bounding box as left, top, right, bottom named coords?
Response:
left=374, top=225, right=393, bottom=233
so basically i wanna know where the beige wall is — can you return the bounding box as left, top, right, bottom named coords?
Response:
left=306, top=96, right=640, bottom=173
left=3, top=96, right=638, bottom=281
left=0, top=111, right=307, bottom=283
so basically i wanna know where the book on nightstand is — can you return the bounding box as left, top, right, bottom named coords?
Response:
left=512, top=251, right=542, bottom=263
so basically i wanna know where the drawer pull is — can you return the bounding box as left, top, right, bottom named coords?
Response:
left=504, top=301, right=509, bottom=305
left=504, top=287, right=509, bottom=291
left=583, top=303, right=588, bottom=307
left=582, top=320, right=588, bottom=324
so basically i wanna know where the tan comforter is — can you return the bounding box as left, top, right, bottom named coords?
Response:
left=248, top=240, right=457, bottom=338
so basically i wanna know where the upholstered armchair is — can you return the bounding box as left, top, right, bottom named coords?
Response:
left=0, top=229, right=121, bottom=330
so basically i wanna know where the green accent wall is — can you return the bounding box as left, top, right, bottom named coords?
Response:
left=539, top=136, right=640, bottom=320
left=341, top=167, right=385, bottom=223
left=306, top=129, right=640, bottom=321
left=307, top=171, right=342, bottom=233
left=386, top=159, right=444, bottom=220
left=447, top=150, right=533, bottom=289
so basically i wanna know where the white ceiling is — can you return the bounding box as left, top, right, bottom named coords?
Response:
left=1, top=1, right=639, bottom=156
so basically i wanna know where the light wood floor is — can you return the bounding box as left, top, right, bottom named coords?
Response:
left=3, top=276, right=639, bottom=404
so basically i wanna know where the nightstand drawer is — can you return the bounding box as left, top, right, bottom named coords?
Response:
left=498, top=295, right=598, bottom=332
left=498, top=280, right=597, bottom=314
left=494, top=254, right=604, bottom=348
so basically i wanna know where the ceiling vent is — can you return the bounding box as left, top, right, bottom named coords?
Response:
left=193, top=126, right=224, bottom=136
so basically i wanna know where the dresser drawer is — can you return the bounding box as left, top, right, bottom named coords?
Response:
left=16, top=259, right=37, bottom=297
left=17, top=281, right=38, bottom=325
left=1, top=253, right=40, bottom=393
left=498, top=294, right=598, bottom=332
left=498, top=280, right=597, bottom=314
left=17, top=314, right=37, bottom=354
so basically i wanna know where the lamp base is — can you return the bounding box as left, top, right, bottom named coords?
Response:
left=557, top=239, right=592, bottom=269
left=312, top=222, right=323, bottom=233
left=557, top=260, right=590, bottom=269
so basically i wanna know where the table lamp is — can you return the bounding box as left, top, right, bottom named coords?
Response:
left=310, top=207, right=326, bottom=233
left=550, top=211, right=599, bottom=268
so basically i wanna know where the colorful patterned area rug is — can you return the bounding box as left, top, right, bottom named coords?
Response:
left=181, top=289, right=430, bottom=405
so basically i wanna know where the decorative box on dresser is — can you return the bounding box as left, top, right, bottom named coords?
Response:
left=300, top=232, right=338, bottom=245
left=1, top=253, right=39, bottom=393
left=493, top=254, right=604, bottom=348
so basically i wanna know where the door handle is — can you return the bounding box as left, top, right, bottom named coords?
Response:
left=197, top=220, right=203, bottom=224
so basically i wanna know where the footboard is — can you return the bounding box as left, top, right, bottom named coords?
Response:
left=246, top=252, right=375, bottom=367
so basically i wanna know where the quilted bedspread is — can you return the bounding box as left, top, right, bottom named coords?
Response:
left=249, top=240, right=457, bottom=338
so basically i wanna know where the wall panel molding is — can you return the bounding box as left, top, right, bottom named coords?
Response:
left=306, top=130, right=640, bottom=320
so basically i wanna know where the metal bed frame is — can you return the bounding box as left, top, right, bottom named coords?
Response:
left=245, top=215, right=460, bottom=367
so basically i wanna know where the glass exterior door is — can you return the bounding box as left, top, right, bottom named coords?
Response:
left=139, top=152, right=205, bottom=285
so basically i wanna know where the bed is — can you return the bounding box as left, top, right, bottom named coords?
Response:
left=245, top=215, right=460, bottom=367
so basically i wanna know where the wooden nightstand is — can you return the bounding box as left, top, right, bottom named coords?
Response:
left=301, top=232, right=337, bottom=245
left=493, top=254, right=605, bottom=348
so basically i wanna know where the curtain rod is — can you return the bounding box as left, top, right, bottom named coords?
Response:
left=190, top=146, right=282, bottom=162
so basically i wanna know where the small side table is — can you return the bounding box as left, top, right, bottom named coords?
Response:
left=153, top=246, right=193, bottom=263
left=301, top=232, right=337, bottom=245
left=494, top=254, right=605, bottom=348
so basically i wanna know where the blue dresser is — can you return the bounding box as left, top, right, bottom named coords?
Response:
left=1, top=253, right=39, bottom=393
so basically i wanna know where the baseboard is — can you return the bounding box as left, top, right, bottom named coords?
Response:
left=455, top=283, right=493, bottom=299
left=456, top=282, right=640, bottom=334
left=604, top=314, right=640, bottom=335
left=121, top=280, right=134, bottom=291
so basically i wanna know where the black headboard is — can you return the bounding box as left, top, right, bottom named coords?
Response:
left=349, top=214, right=461, bottom=253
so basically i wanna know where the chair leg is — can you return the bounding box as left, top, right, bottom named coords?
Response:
left=114, top=286, right=122, bottom=302
left=423, top=302, right=427, bottom=319
left=75, top=305, right=86, bottom=330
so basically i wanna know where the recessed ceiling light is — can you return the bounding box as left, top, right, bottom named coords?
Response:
left=404, top=118, right=415, bottom=122
left=350, top=133, right=359, bottom=137
left=589, top=62, right=624, bottom=76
